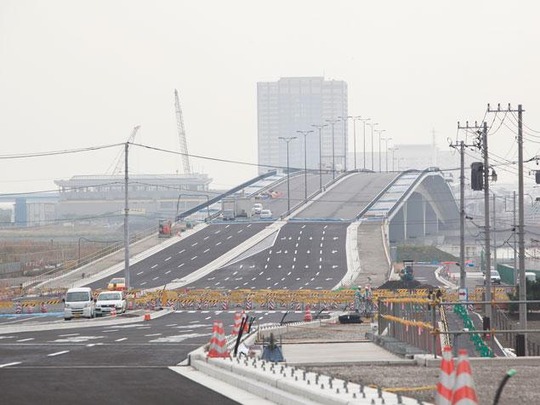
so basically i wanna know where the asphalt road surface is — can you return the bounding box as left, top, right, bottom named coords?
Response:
left=295, top=171, right=396, bottom=220
left=85, top=223, right=268, bottom=290
left=0, top=310, right=307, bottom=404
left=188, top=222, right=349, bottom=290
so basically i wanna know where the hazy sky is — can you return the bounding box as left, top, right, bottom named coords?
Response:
left=1, top=0, right=540, bottom=194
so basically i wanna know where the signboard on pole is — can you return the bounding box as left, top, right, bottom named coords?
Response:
left=458, top=287, right=468, bottom=302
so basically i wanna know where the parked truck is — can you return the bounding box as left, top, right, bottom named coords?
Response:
left=221, top=197, right=253, bottom=220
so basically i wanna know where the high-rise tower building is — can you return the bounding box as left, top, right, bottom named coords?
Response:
left=257, top=77, right=348, bottom=174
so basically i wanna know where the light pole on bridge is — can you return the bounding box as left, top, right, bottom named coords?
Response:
left=279, top=136, right=297, bottom=214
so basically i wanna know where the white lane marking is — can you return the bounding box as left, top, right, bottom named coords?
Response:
left=103, top=330, right=119, bottom=333
left=137, top=271, right=144, bottom=275
left=287, top=272, right=292, bottom=276
left=238, top=229, right=243, bottom=233
left=216, top=241, right=222, bottom=246
left=204, top=248, right=210, bottom=253
left=264, top=264, right=268, bottom=269
left=227, top=235, right=233, bottom=240
left=191, top=256, right=198, bottom=261
left=321, top=237, right=324, bottom=241
left=178, top=249, right=186, bottom=254
left=145, top=333, right=162, bottom=337
left=252, top=277, right=257, bottom=281
left=115, top=337, right=128, bottom=342
left=320, top=243, right=323, bottom=248
left=259, top=271, right=264, bottom=275
left=58, top=333, right=79, bottom=337
left=192, top=242, right=198, bottom=247
left=166, top=324, right=178, bottom=327
left=307, top=250, right=310, bottom=254
left=153, top=276, right=159, bottom=281
left=165, top=256, right=171, bottom=262
left=48, top=350, right=69, bottom=357
left=17, top=338, right=34, bottom=342
left=324, top=225, right=328, bottom=229
left=204, top=236, right=209, bottom=240
left=320, top=250, right=323, bottom=255
left=0, top=362, right=22, bottom=368
left=333, top=237, right=339, bottom=240
left=178, top=263, right=185, bottom=268
left=233, top=271, right=238, bottom=276
left=294, top=250, right=297, bottom=254
left=151, top=264, right=158, bottom=269
left=165, top=270, right=171, bottom=275
left=316, top=272, right=320, bottom=276
left=141, top=282, right=147, bottom=286
left=293, top=257, right=296, bottom=262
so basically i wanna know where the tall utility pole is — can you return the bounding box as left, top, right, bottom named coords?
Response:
left=450, top=137, right=477, bottom=290
left=457, top=122, right=492, bottom=324
left=311, top=124, right=328, bottom=191
left=297, top=130, right=314, bottom=202
left=481, top=121, right=492, bottom=327
left=487, top=103, right=527, bottom=354
left=124, top=142, right=130, bottom=291
left=359, top=118, right=371, bottom=170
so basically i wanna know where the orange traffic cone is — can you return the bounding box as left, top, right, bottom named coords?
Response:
left=304, top=305, right=312, bottom=322
left=451, top=349, right=478, bottom=405
left=144, top=312, right=151, bottom=321
left=231, top=312, right=242, bottom=336
left=436, top=345, right=455, bottom=405
left=207, top=321, right=230, bottom=358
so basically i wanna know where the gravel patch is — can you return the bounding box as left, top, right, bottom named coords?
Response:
left=271, top=320, right=540, bottom=404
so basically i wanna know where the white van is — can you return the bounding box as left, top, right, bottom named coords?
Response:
left=63, top=287, right=96, bottom=320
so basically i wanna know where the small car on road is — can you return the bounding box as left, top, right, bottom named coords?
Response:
left=95, top=291, right=127, bottom=316
left=259, top=209, right=272, bottom=219
left=107, top=277, right=126, bottom=291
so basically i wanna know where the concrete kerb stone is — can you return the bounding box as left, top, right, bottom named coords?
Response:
left=181, top=317, right=424, bottom=405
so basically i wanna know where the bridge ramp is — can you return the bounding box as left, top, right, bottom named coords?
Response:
left=354, top=220, right=391, bottom=288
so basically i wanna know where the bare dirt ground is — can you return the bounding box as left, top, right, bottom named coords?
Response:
left=279, top=321, right=540, bottom=405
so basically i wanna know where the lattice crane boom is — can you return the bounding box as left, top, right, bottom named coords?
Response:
left=108, top=125, right=141, bottom=175
left=174, top=89, right=192, bottom=174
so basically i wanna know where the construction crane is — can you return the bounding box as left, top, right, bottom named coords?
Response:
left=174, top=89, right=192, bottom=175
left=107, top=125, right=141, bottom=175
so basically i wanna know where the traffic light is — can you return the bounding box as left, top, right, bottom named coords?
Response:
left=471, top=162, right=483, bottom=190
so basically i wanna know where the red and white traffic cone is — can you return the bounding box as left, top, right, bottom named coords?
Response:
left=110, top=307, right=117, bottom=317
left=436, top=345, right=455, bottom=405
left=451, top=349, right=478, bottom=405
left=207, top=321, right=230, bottom=358
left=231, top=312, right=242, bottom=336
left=304, top=305, right=312, bottom=322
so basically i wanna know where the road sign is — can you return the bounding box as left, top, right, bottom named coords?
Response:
left=458, top=287, right=468, bottom=302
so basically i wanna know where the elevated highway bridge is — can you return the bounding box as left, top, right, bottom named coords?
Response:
left=35, top=169, right=458, bottom=293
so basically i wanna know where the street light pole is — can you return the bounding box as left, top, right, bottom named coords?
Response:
left=279, top=136, right=297, bottom=213
left=359, top=118, right=371, bottom=170
left=338, top=116, right=352, bottom=172
left=311, top=124, right=328, bottom=191
left=368, top=122, right=379, bottom=171
left=326, top=119, right=339, bottom=179
left=381, top=137, right=392, bottom=172
left=375, top=129, right=386, bottom=172
left=297, top=130, right=314, bottom=202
